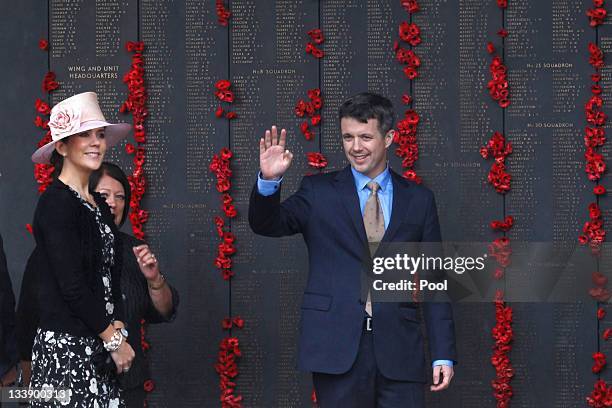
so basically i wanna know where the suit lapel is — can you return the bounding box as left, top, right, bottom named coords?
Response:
left=381, top=169, right=413, bottom=243
left=334, top=166, right=368, bottom=246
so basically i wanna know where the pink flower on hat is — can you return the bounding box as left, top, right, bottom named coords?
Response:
left=48, top=104, right=81, bottom=139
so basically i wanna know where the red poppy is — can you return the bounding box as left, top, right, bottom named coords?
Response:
left=223, top=203, right=237, bottom=218
left=222, top=318, right=233, bottom=329
left=402, top=94, right=412, bottom=105
left=594, top=185, right=606, bottom=195
left=216, top=0, right=231, bottom=26
left=604, top=329, right=612, bottom=341
left=225, top=111, right=237, bottom=120
left=215, top=90, right=235, bottom=103
left=587, top=7, right=607, bottom=27
left=35, top=98, right=51, bottom=115
left=399, top=22, right=421, bottom=46
left=403, top=66, right=418, bottom=80
left=592, top=352, right=607, bottom=373
left=307, top=28, right=324, bottom=45
left=307, top=152, right=328, bottom=169
left=497, top=28, right=508, bottom=38
left=126, top=41, right=144, bottom=52
left=311, top=45, right=324, bottom=58
left=598, top=307, right=607, bottom=320
left=497, top=0, right=507, bottom=8
left=592, top=73, right=602, bottom=82
left=25, top=224, right=33, bottom=234
left=216, top=79, right=231, bottom=90
left=125, top=143, right=135, bottom=155
left=232, top=316, right=244, bottom=328
left=400, top=0, right=420, bottom=14
left=38, top=39, right=49, bottom=51
left=220, top=148, right=233, bottom=160
left=215, top=106, right=224, bottom=118
left=222, top=269, right=234, bottom=280
left=493, top=268, right=504, bottom=280
left=588, top=43, right=605, bottom=69
left=143, top=379, right=155, bottom=392
left=486, top=42, right=496, bottom=54
left=311, top=115, right=321, bottom=126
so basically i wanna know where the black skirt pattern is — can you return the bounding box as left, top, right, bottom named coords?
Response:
left=30, top=188, right=123, bottom=407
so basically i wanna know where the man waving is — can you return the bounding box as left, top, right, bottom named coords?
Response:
left=249, top=92, right=457, bottom=407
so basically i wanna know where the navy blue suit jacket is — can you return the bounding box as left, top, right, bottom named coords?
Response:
left=249, top=165, right=457, bottom=382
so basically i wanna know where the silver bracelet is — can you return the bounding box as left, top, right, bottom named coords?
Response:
left=103, top=330, right=124, bottom=352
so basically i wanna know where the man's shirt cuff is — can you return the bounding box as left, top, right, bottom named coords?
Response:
left=257, top=172, right=282, bottom=196
left=432, top=359, right=453, bottom=367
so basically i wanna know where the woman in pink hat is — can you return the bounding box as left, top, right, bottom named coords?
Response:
left=29, top=92, right=134, bottom=407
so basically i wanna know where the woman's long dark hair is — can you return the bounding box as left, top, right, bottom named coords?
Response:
left=89, top=162, right=131, bottom=227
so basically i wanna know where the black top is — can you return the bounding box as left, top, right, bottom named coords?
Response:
left=17, top=232, right=179, bottom=390
left=31, top=178, right=124, bottom=336
left=0, top=234, right=17, bottom=377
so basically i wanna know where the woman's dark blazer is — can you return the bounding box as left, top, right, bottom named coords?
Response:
left=31, top=178, right=124, bottom=337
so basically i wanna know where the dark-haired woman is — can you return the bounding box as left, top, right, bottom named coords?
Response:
left=90, top=162, right=178, bottom=407
left=29, top=92, right=134, bottom=407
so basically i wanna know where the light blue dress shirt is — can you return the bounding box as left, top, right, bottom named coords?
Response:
left=257, top=168, right=453, bottom=368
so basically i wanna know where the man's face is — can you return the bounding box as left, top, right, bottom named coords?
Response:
left=341, top=117, right=393, bottom=179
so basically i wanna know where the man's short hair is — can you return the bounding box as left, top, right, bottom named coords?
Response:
left=338, top=92, right=396, bottom=136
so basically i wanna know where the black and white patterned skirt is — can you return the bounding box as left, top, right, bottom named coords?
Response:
left=29, top=328, right=123, bottom=407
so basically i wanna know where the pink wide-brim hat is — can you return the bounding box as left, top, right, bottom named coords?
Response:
left=31, top=92, right=131, bottom=164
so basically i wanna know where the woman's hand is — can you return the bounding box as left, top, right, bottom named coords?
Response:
left=110, top=338, right=135, bottom=374
left=133, top=245, right=160, bottom=281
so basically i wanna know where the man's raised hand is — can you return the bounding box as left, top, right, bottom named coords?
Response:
left=260, top=125, right=293, bottom=180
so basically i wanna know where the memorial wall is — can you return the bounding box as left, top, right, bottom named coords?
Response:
left=0, top=0, right=610, bottom=406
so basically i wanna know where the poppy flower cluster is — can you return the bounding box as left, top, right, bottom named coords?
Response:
left=579, top=203, right=606, bottom=253
left=586, top=379, right=612, bottom=407
left=209, top=148, right=236, bottom=281
left=590, top=272, right=611, bottom=302
left=583, top=4, right=610, bottom=402
left=215, top=337, right=243, bottom=408
left=488, top=237, right=512, bottom=268
left=487, top=56, right=510, bottom=108
left=593, top=352, right=607, bottom=374
left=392, top=1, right=423, bottom=184
left=305, top=29, right=324, bottom=58
left=295, top=88, right=323, bottom=140
left=394, top=110, right=421, bottom=184
left=481, top=10, right=514, bottom=401
left=216, top=0, right=231, bottom=26
left=491, top=300, right=514, bottom=407
left=215, top=80, right=237, bottom=120
left=306, top=152, right=328, bottom=169
left=33, top=42, right=56, bottom=194
left=480, top=132, right=512, bottom=194
left=42, top=72, right=59, bottom=93
left=587, top=0, right=607, bottom=27
left=393, top=41, right=421, bottom=80
left=121, top=41, right=149, bottom=240
left=589, top=43, right=605, bottom=69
